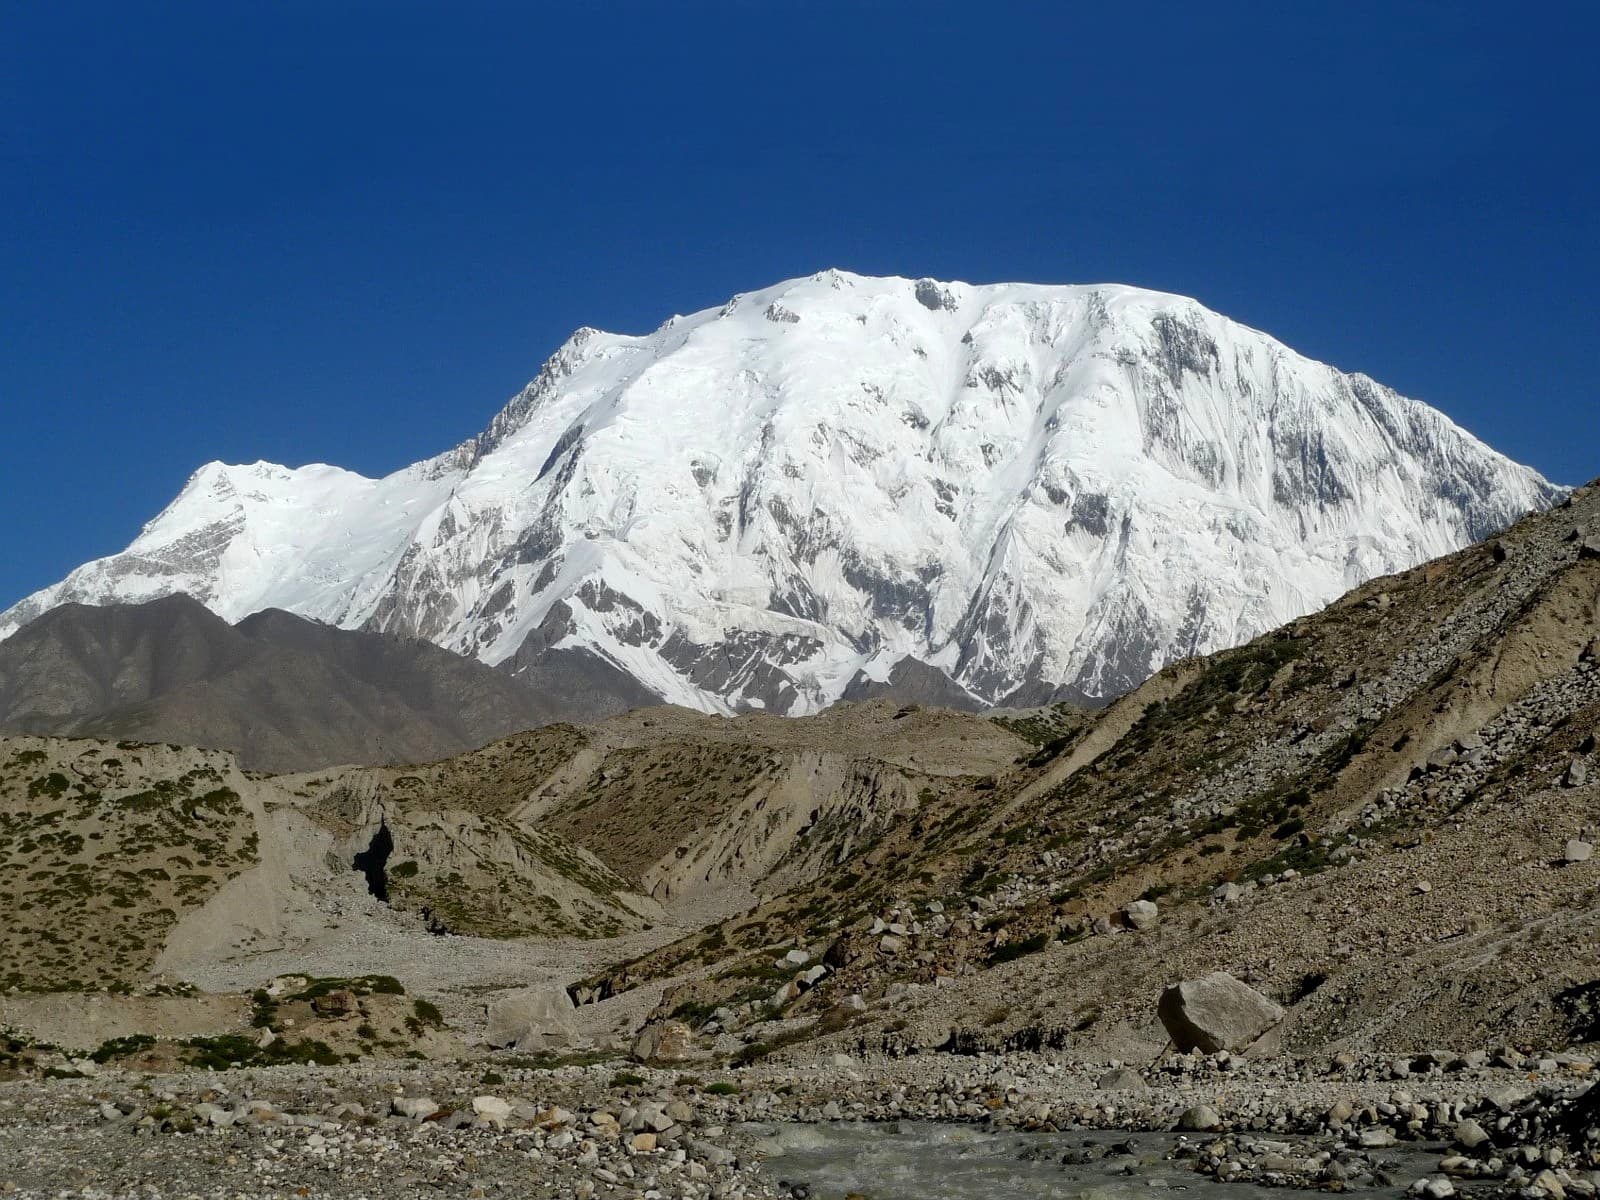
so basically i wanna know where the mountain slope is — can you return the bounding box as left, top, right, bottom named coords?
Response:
left=592, top=478, right=1600, bottom=1058
left=1, top=271, right=1562, bottom=711
left=0, top=595, right=652, bottom=772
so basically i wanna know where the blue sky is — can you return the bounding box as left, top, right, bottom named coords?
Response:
left=4, top=1, right=1596, bottom=608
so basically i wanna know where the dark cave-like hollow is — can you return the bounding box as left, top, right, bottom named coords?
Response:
left=352, top=822, right=394, bottom=903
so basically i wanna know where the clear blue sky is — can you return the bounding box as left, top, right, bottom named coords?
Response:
left=4, top=1, right=1596, bottom=609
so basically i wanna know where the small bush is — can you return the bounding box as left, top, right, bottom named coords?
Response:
left=987, top=932, right=1049, bottom=966
left=90, top=1034, right=156, bottom=1063
left=412, top=998, right=443, bottom=1027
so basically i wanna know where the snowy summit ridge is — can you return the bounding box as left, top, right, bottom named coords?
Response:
left=1, top=270, right=1563, bottom=713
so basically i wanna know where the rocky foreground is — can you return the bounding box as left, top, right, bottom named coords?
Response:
left=6, top=1045, right=1600, bottom=1200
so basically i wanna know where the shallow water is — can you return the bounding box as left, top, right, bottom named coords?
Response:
left=744, top=1121, right=1444, bottom=1200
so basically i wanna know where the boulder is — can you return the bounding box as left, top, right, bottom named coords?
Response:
left=311, top=988, right=357, bottom=1017
left=1566, top=839, right=1593, bottom=864
left=632, top=1020, right=695, bottom=1063
left=1123, top=900, right=1159, bottom=930
left=472, top=1095, right=513, bottom=1127
left=1177, top=1104, right=1221, bottom=1131
left=1157, top=972, right=1285, bottom=1055
left=392, top=1097, right=439, bottom=1121
left=484, top=986, right=577, bottom=1052
left=1097, top=1067, right=1147, bottom=1091
left=1566, top=760, right=1589, bottom=789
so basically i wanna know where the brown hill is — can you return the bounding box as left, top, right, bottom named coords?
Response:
left=585, top=478, right=1600, bottom=1058
left=0, top=595, right=656, bottom=772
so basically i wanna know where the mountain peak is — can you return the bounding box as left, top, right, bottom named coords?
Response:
left=1, top=274, right=1562, bottom=710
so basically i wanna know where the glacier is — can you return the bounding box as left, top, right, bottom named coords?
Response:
left=0, top=270, right=1563, bottom=714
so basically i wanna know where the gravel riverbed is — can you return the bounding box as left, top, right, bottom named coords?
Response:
left=2, top=1048, right=1597, bottom=1199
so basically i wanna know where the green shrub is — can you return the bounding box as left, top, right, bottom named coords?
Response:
left=987, top=932, right=1049, bottom=965
left=90, top=1034, right=156, bottom=1063
left=183, top=1034, right=340, bottom=1070
left=412, top=998, right=443, bottom=1026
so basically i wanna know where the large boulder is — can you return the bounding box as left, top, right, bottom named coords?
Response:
left=631, top=1019, right=695, bottom=1063
left=1157, top=972, right=1285, bottom=1054
left=484, top=986, right=577, bottom=1052
left=1122, top=900, right=1159, bottom=930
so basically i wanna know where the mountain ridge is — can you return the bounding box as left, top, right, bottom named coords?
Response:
left=0, top=270, right=1563, bottom=713
left=0, top=594, right=654, bottom=772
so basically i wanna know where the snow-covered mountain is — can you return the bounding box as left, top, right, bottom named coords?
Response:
left=1, top=271, right=1563, bottom=713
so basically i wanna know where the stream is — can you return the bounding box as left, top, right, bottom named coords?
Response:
left=744, top=1121, right=1456, bottom=1200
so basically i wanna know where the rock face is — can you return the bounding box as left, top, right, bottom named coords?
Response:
left=1157, top=972, right=1286, bottom=1054
left=1, top=271, right=1559, bottom=715
left=484, top=987, right=577, bottom=1053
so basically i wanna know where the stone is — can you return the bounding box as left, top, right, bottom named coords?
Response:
left=1157, top=972, right=1286, bottom=1055
left=638, top=1104, right=675, bottom=1133
left=1097, top=1067, right=1147, bottom=1091
left=1532, top=1169, right=1567, bottom=1199
left=631, top=1132, right=657, bottom=1152
left=311, top=988, right=356, bottom=1017
left=1123, top=899, right=1159, bottom=930
left=1486, top=1085, right=1530, bottom=1112
left=1361, top=1128, right=1397, bottom=1148
left=781, top=949, right=810, bottom=967
left=392, top=1097, right=439, bottom=1121
left=485, top=986, right=577, bottom=1052
left=1454, top=1118, right=1490, bottom=1149
left=1213, top=882, right=1243, bottom=904
left=1565, top=840, right=1593, bottom=864
left=879, top=935, right=905, bottom=954
left=632, top=1020, right=695, bottom=1063
left=1177, top=1104, right=1221, bottom=1132
left=691, top=1139, right=735, bottom=1167
left=471, top=1096, right=512, bottom=1127
left=1566, top=760, right=1589, bottom=789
